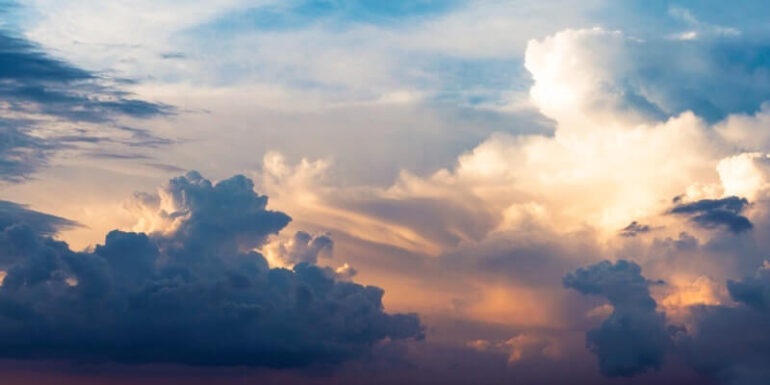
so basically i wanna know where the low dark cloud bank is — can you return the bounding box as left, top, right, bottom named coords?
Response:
left=0, top=23, right=171, bottom=182
left=0, top=172, right=423, bottom=368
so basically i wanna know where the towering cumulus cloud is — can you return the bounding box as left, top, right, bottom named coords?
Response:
left=0, top=172, right=422, bottom=368
left=682, top=266, right=770, bottom=384
left=564, top=260, right=669, bottom=377
left=566, top=259, right=770, bottom=384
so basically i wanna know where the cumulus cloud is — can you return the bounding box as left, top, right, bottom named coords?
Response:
left=265, top=230, right=334, bottom=266
left=334, top=262, right=358, bottom=279
left=0, top=172, right=423, bottom=368
left=565, top=259, right=770, bottom=384
left=237, top=33, right=770, bottom=371
left=682, top=265, right=770, bottom=384
left=260, top=28, right=754, bottom=251
left=726, top=264, right=770, bottom=311
left=564, top=260, right=670, bottom=377
left=6, top=15, right=770, bottom=383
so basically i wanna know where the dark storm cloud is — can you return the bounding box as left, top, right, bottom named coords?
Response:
left=0, top=26, right=172, bottom=182
left=683, top=305, right=770, bottom=385
left=682, top=267, right=770, bottom=384
left=669, top=196, right=753, bottom=233
left=565, top=259, right=770, bottom=384
left=564, top=260, right=670, bottom=377
left=0, top=173, right=423, bottom=368
left=727, top=267, right=770, bottom=311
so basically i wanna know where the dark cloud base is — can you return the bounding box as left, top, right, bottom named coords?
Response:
left=564, top=260, right=670, bottom=377
left=567, top=259, right=770, bottom=385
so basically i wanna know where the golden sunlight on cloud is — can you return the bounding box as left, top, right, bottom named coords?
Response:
left=462, top=284, right=565, bottom=329
left=259, top=152, right=448, bottom=255
left=467, top=333, right=561, bottom=364
left=249, top=28, right=770, bottom=264
left=658, top=275, right=725, bottom=326
left=20, top=27, right=770, bottom=357
left=717, top=152, right=770, bottom=200
left=586, top=304, right=614, bottom=319
left=249, top=29, right=770, bottom=261
left=128, top=187, right=193, bottom=236
left=502, top=333, right=562, bottom=363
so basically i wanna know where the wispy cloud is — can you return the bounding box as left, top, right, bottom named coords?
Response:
left=0, top=25, right=172, bottom=181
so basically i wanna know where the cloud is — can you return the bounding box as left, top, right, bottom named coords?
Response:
left=244, top=30, right=770, bottom=348
left=265, top=230, right=334, bottom=266
left=726, top=265, right=770, bottom=311
left=466, top=333, right=561, bottom=364
left=669, top=196, right=753, bottom=233
left=0, top=200, right=78, bottom=235
left=667, top=6, right=741, bottom=40
left=0, top=29, right=170, bottom=121
left=0, top=123, right=51, bottom=182
left=9, top=13, right=770, bottom=382
left=527, top=27, right=770, bottom=124
left=0, top=172, right=423, bottom=368
left=564, top=260, right=670, bottom=377
left=682, top=265, right=770, bottom=384
left=334, top=262, right=357, bottom=279
left=563, top=259, right=770, bottom=384
left=199, top=0, right=460, bottom=33
left=0, top=25, right=172, bottom=182
left=619, top=221, right=652, bottom=237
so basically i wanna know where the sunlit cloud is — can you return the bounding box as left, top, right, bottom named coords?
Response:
left=4, top=1, right=770, bottom=384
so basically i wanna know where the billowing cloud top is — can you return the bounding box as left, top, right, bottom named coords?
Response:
left=7, top=1, right=770, bottom=384
left=0, top=172, right=423, bottom=368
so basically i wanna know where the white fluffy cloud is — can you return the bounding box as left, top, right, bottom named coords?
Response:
left=237, top=31, right=770, bottom=358
left=257, top=28, right=770, bottom=249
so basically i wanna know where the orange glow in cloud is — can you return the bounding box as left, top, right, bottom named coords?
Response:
left=463, top=284, right=565, bottom=329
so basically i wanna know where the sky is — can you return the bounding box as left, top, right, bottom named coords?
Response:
left=1, top=0, right=770, bottom=384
